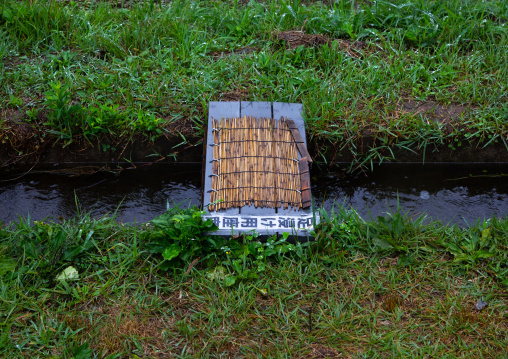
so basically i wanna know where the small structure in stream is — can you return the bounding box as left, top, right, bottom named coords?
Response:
left=202, top=101, right=319, bottom=238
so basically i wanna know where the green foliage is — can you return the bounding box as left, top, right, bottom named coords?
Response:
left=25, top=108, right=38, bottom=121
left=219, top=232, right=304, bottom=286
left=44, top=81, right=84, bottom=138
left=315, top=201, right=508, bottom=272
left=0, top=213, right=131, bottom=284
left=365, top=207, right=428, bottom=253
left=42, top=81, right=164, bottom=140
left=86, top=103, right=126, bottom=135
left=8, top=94, right=22, bottom=108
left=0, top=245, right=16, bottom=277
left=145, top=205, right=220, bottom=270
left=440, top=222, right=496, bottom=265
left=439, top=218, right=507, bottom=266
left=6, top=219, right=97, bottom=280
left=71, top=342, right=93, bottom=359
left=128, top=110, right=164, bottom=140
left=316, top=206, right=361, bottom=251
left=145, top=206, right=304, bottom=282
left=316, top=203, right=430, bottom=254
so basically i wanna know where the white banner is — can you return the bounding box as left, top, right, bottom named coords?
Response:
left=203, top=214, right=317, bottom=231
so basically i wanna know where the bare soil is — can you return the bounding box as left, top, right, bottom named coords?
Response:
left=401, top=100, right=469, bottom=123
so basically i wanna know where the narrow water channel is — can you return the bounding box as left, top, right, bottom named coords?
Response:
left=1, top=163, right=507, bottom=226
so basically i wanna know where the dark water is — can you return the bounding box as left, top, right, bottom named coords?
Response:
left=312, top=164, right=508, bottom=225
left=1, top=163, right=507, bottom=226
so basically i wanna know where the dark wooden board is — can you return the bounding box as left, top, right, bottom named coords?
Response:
left=286, top=119, right=312, bottom=163
left=299, top=157, right=312, bottom=208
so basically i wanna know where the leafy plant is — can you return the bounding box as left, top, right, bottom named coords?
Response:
left=364, top=206, right=428, bottom=253
left=13, top=221, right=97, bottom=278
left=8, top=94, right=22, bottom=107
left=145, top=205, right=303, bottom=281
left=440, top=219, right=497, bottom=265
left=145, top=205, right=220, bottom=270
left=44, top=81, right=84, bottom=137
left=129, top=110, right=163, bottom=140
left=25, top=108, right=38, bottom=121
left=47, top=50, right=77, bottom=70
left=0, top=245, right=16, bottom=277
left=220, top=232, right=302, bottom=286
left=86, top=103, right=127, bottom=135
left=315, top=206, right=361, bottom=252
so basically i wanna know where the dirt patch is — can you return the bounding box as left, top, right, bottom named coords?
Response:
left=0, top=107, right=204, bottom=172
left=2, top=56, right=24, bottom=68
left=401, top=100, right=469, bottom=124
left=382, top=291, right=404, bottom=313
left=378, top=256, right=399, bottom=270
left=306, top=343, right=341, bottom=358
left=218, top=88, right=251, bottom=102
left=274, top=30, right=328, bottom=49
left=331, top=39, right=373, bottom=58
left=63, top=302, right=174, bottom=358
left=162, top=116, right=196, bottom=141
left=0, top=114, right=47, bottom=167
left=0, top=108, right=23, bottom=123
left=274, top=30, right=375, bottom=59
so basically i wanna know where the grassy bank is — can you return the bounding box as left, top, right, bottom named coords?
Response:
left=1, top=0, right=507, bottom=170
left=1, top=206, right=507, bottom=357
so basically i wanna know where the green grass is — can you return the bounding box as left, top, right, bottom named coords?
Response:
left=1, top=205, right=507, bottom=358
left=0, top=0, right=507, bottom=169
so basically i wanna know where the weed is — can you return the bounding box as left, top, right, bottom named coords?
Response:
left=144, top=204, right=220, bottom=270
left=8, top=95, right=22, bottom=108
left=44, top=81, right=84, bottom=138
left=25, top=108, right=38, bottom=121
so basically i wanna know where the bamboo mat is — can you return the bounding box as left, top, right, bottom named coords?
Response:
left=209, top=116, right=303, bottom=211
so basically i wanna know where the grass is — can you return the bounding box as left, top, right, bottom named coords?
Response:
left=1, top=0, right=507, bottom=169
left=1, top=205, right=507, bottom=358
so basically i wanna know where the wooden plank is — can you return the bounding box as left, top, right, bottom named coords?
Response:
left=273, top=102, right=307, bottom=147
left=286, top=119, right=312, bottom=163
left=299, top=157, right=312, bottom=208
left=240, top=101, right=271, bottom=118
left=204, top=101, right=240, bottom=215
left=240, top=101, right=275, bottom=216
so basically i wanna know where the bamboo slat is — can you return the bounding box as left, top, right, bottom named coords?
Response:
left=209, top=116, right=303, bottom=211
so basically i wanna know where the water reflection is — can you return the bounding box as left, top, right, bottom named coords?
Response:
left=1, top=163, right=507, bottom=225
left=312, top=164, right=508, bottom=224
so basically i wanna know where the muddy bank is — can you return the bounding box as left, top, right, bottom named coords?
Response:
left=1, top=97, right=507, bottom=174
left=1, top=128, right=507, bottom=176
